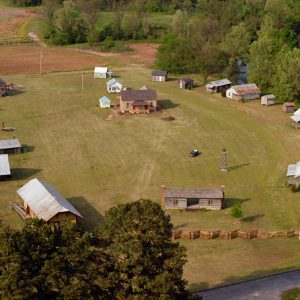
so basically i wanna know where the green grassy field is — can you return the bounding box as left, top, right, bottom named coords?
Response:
left=1, top=67, right=300, bottom=288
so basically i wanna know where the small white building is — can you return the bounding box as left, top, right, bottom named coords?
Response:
left=106, top=78, right=122, bottom=93
left=205, top=79, right=231, bottom=93
left=286, top=161, right=300, bottom=186
left=152, top=70, right=168, bottom=82
left=99, top=96, right=111, bottom=108
left=94, top=67, right=112, bottom=79
left=0, top=154, right=11, bottom=178
left=261, top=94, right=276, bottom=106
left=226, top=84, right=261, bottom=101
left=291, top=109, right=300, bottom=129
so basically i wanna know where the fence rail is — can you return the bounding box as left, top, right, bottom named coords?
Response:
left=172, top=229, right=299, bottom=240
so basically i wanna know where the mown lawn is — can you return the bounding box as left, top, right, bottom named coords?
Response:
left=1, top=67, right=300, bottom=288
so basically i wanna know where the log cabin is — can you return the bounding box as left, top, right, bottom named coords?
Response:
left=160, top=185, right=224, bottom=211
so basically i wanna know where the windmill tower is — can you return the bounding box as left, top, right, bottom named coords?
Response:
left=220, top=148, right=228, bottom=172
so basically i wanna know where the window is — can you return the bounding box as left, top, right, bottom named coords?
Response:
left=126, top=102, right=129, bottom=108
left=174, top=199, right=178, bottom=206
left=208, top=200, right=213, bottom=205
left=150, top=102, right=153, bottom=107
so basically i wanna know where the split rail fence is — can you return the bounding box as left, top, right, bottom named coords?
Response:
left=172, top=229, right=299, bottom=240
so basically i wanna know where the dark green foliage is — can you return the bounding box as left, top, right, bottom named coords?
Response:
left=96, top=199, right=188, bottom=299
left=231, top=204, right=243, bottom=219
left=7, top=0, right=42, bottom=6
left=0, top=200, right=188, bottom=299
left=291, top=185, right=300, bottom=193
left=101, top=36, right=115, bottom=50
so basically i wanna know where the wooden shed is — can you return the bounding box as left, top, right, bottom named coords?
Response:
left=94, top=67, right=112, bottom=79
left=261, top=94, right=276, bottom=106
left=152, top=70, right=168, bottom=82
left=178, top=78, right=194, bottom=89
left=160, top=185, right=224, bottom=211
left=286, top=162, right=300, bottom=186
left=0, top=138, right=21, bottom=154
left=13, top=178, right=83, bottom=227
left=0, top=79, right=8, bottom=97
left=99, top=96, right=111, bottom=108
left=226, top=84, right=261, bottom=101
left=282, top=102, right=295, bottom=113
left=205, top=79, right=231, bottom=93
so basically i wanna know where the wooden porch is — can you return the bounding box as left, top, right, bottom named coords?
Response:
left=10, top=202, right=31, bottom=220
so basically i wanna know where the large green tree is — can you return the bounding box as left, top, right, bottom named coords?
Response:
left=96, top=199, right=188, bottom=299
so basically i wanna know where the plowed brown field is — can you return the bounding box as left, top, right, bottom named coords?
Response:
left=0, top=44, right=158, bottom=75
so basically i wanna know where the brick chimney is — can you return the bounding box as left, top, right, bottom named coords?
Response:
left=160, top=185, right=166, bottom=207
left=220, top=185, right=225, bottom=209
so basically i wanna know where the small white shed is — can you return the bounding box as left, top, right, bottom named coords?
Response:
left=99, top=96, right=111, bottom=108
left=106, top=78, right=122, bottom=93
left=94, top=67, right=112, bottom=79
left=261, top=94, right=276, bottom=106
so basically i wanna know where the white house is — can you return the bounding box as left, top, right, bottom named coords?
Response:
left=226, top=84, right=261, bottom=101
left=94, top=67, right=112, bottom=79
left=99, top=96, right=111, bottom=108
left=106, top=78, right=123, bottom=93
left=261, top=94, right=276, bottom=106
left=152, top=70, right=168, bottom=82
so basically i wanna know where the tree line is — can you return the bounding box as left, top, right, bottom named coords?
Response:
left=156, top=0, right=300, bottom=102
left=0, top=199, right=190, bottom=299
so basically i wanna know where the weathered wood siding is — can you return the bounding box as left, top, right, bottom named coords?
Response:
left=120, top=100, right=157, bottom=112
left=152, top=75, right=167, bottom=82
left=165, top=198, right=187, bottom=209
left=241, top=93, right=260, bottom=100
left=287, top=176, right=300, bottom=186
left=48, top=212, right=77, bottom=226
left=164, top=197, right=223, bottom=210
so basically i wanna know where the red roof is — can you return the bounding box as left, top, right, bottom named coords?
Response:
left=232, top=84, right=261, bottom=95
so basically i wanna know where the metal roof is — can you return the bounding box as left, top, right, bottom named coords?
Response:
left=152, top=70, right=168, bottom=76
left=17, top=178, right=83, bottom=221
left=106, top=78, right=122, bottom=86
left=120, top=89, right=157, bottom=102
left=0, top=139, right=21, bottom=150
left=164, top=188, right=224, bottom=199
left=291, top=115, right=300, bottom=123
left=294, top=109, right=300, bottom=116
left=206, top=78, right=231, bottom=88
left=99, top=96, right=111, bottom=103
left=231, top=84, right=261, bottom=95
left=179, top=78, right=194, bottom=83
left=0, top=154, right=10, bottom=176
left=139, top=85, right=149, bottom=90
left=287, top=162, right=300, bottom=178
left=94, top=67, right=108, bottom=73
left=261, top=94, right=275, bottom=100
left=283, top=102, right=295, bottom=107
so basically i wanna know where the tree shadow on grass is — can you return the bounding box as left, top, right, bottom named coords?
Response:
left=8, top=168, right=42, bottom=181
left=158, top=99, right=180, bottom=109
left=229, top=163, right=250, bottom=171
left=241, top=213, right=264, bottom=222
left=173, top=223, right=189, bottom=230
left=190, top=281, right=209, bottom=293
left=224, top=198, right=250, bottom=208
left=68, top=196, right=104, bottom=231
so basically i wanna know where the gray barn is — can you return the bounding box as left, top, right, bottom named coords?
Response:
left=161, top=185, right=224, bottom=210
left=152, top=70, right=168, bottom=82
left=0, top=138, right=21, bottom=154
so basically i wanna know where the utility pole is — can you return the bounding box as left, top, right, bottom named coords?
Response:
left=40, top=51, right=43, bottom=75
left=81, top=72, right=84, bottom=92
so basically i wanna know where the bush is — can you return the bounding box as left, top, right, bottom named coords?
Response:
left=291, top=184, right=300, bottom=193
left=101, top=36, right=115, bottom=51
left=231, top=204, right=243, bottom=219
